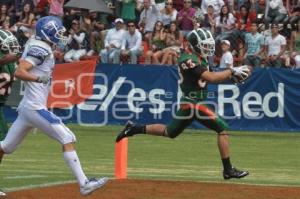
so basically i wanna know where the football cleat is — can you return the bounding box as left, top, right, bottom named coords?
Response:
left=0, top=189, right=6, bottom=196
left=115, top=121, right=135, bottom=142
left=80, top=177, right=108, bottom=196
left=223, top=167, right=249, bottom=180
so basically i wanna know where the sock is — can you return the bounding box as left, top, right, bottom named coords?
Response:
left=131, top=124, right=146, bottom=135
left=222, top=157, right=232, bottom=172
left=63, top=151, right=88, bottom=186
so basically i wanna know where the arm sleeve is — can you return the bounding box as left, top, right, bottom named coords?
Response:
left=171, top=10, right=177, bottom=21
left=121, top=33, right=127, bottom=50
left=270, top=0, right=280, bottom=9
left=265, top=0, right=269, bottom=19
left=281, top=36, right=287, bottom=45
left=191, top=65, right=207, bottom=77
left=104, top=30, right=111, bottom=48
left=130, top=32, right=142, bottom=52
left=201, top=0, right=207, bottom=14
left=225, top=53, right=233, bottom=65
left=23, top=45, right=50, bottom=67
left=73, top=32, right=85, bottom=44
left=67, top=35, right=73, bottom=44
left=219, top=0, right=225, bottom=7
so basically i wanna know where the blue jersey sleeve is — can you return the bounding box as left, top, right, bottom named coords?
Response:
left=24, top=45, right=50, bottom=66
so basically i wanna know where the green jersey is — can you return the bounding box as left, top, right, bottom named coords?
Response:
left=177, top=52, right=208, bottom=101
left=0, top=51, right=16, bottom=104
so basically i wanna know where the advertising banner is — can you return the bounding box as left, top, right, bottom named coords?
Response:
left=5, top=64, right=300, bottom=131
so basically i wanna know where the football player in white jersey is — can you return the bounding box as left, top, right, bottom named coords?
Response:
left=0, top=16, right=108, bottom=196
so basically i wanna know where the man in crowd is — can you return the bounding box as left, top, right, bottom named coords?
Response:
left=244, top=21, right=265, bottom=67
left=121, top=21, right=143, bottom=64
left=264, top=23, right=286, bottom=67
left=100, top=18, right=125, bottom=64
left=139, top=0, right=160, bottom=41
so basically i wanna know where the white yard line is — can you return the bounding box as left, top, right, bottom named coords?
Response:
left=4, top=175, right=46, bottom=179
left=5, top=180, right=76, bottom=192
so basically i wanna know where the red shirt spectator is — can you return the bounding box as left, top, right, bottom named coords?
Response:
left=36, top=0, right=49, bottom=13
left=235, top=5, right=256, bottom=32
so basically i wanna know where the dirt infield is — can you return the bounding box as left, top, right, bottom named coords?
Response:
left=5, top=179, right=300, bottom=199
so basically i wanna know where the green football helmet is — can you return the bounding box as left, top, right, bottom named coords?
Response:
left=187, top=28, right=215, bottom=57
left=0, top=29, right=21, bottom=55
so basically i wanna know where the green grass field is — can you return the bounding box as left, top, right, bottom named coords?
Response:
left=1, top=125, right=300, bottom=192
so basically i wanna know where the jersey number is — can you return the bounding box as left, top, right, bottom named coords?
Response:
left=0, top=73, right=13, bottom=95
left=198, top=79, right=207, bottom=88
left=179, top=73, right=207, bottom=88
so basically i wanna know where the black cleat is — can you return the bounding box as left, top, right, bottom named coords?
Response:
left=116, top=121, right=135, bottom=142
left=223, top=167, right=249, bottom=180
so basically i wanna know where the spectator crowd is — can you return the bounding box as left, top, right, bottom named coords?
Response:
left=0, top=0, right=299, bottom=68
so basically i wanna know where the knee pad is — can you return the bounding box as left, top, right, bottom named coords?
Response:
left=51, top=124, right=77, bottom=144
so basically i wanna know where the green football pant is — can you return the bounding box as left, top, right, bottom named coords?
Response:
left=166, top=103, right=229, bottom=138
left=0, top=106, right=8, bottom=141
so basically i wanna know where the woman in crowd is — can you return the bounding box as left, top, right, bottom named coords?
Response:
left=160, top=0, right=177, bottom=27
left=64, top=19, right=89, bottom=62
left=145, top=20, right=166, bottom=64
left=14, top=3, right=35, bottom=30
left=215, top=5, right=236, bottom=37
left=161, top=21, right=183, bottom=65
left=235, top=3, right=257, bottom=33
left=215, top=5, right=236, bottom=56
left=202, top=5, right=216, bottom=34
left=0, top=4, right=11, bottom=29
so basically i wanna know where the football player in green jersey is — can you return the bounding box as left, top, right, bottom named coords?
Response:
left=116, top=28, right=250, bottom=180
left=0, top=29, right=21, bottom=196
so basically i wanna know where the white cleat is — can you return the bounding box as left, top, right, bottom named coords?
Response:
left=80, top=177, right=109, bottom=196
left=0, top=189, right=6, bottom=196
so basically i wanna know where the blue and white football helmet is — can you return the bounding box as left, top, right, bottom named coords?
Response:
left=35, top=16, right=67, bottom=45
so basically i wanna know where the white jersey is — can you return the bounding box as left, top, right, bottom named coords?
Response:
left=18, top=38, right=55, bottom=110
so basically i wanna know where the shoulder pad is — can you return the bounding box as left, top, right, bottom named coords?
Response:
left=25, top=45, right=50, bottom=65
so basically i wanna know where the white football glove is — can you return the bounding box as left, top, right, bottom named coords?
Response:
left=36, top=75, right=50, bottom=84
left=230, top=65, right=250, bottom=83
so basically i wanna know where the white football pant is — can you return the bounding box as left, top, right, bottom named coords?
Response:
left=0, top=107, right=76, bottom=154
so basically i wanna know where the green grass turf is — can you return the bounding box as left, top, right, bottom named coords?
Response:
left=1, top=125, right=300, bottom=191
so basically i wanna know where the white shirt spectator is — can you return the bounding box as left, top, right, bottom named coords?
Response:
left=139, top=4, right=160, bottom=32
left=201, top=0, right=224, bottom=15
left=216, top=13, right=235, bottom=32
left=265, top=0, right=287, bottom=15
left=220, top=51, right=233, bottom=68
left=121, top=29, right=143, bottom=52
left=159, top=9, right=177, bottom=26
left=104, top=28, right=126, bottom=49
left=265, top=34, right=286, bottom=56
